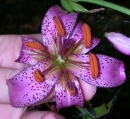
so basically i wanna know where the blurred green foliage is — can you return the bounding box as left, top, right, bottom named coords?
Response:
left=1, top=0, right=130, bottom=119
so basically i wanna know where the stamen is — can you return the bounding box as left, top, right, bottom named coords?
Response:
left=30, top=55, right=46, bottom=61
left=82, top=23, right=91, bottom=48
left=53, top=16, right=65, bottom=37
left=25, top=42, right=45, bottom=51
left=34, top=69, right=44, bottom=82
left=89, top=52, right=99, bottom=79
left=67, top=81, right=76, bottom=96
left=66, top=39, right=83, bottom=57
left=60, top=65, right=76, bottom=96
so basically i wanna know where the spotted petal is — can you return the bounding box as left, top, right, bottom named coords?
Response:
left=16, top=37, right=44, bottom=65
left=68, top=54, right=89, bottom=63
left=70, top=22, right=83, bottom=41
left=41, top=5, right=78, bottom=46
left=66, top=54, right=126, bottom=87
left=7, top=59, right=62, bottom=107
left=55, top=76, right=84, bottom=111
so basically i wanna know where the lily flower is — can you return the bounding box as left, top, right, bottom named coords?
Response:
left=7, top=5, right=126, bottom=111
left=105, top=32, right=130, bottom=56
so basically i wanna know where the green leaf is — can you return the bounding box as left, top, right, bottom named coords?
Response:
left=70, top=0, right=104, bottom=2
left=69, top=0, right=130, bottom=16
left=70, top=0, right=80, bottom=2
left=94, top=100, right=113, bottom=118
left=76, top=106, right=94, bottom=119
left=106, top=99, right=113, bottom=112
left=67, top=1, right=104, bottom=13
left=68, top=1, right=89, bottom=13
left=76, top=106, right=93, bottom=119
left=61, top=0, right=105, bottom=13
left=94, top=104, right=107, bottom=118
left=60, top=0, right=73, bottom=12
left=76, top=100, right=113, bottom=119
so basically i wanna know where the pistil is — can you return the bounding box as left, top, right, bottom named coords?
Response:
left=56, top=55, right=65, bottom=65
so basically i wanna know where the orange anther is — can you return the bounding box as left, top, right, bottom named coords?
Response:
left=82, top=23, right=91, bottom=48
left=34, top=69, right=44, bottom=82
left=89, top=52, right=99, bottom=79
left=25, top=42, right=45, bottom=51
left=67, top=81, right=76, bottom=96
left=53, top=16, right=65, bottom=37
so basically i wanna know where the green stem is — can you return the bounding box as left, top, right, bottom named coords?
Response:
left=72, top=0, right=130, bottom=16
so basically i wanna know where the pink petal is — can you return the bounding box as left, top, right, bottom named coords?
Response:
left=69, top=22, right=100, bottom=54
left=105, top=32, right=130, bottom=56
left=44, top=37, right=58, bottom=56
left=41, top=5, right=78, bottom=46
left=55, top=76, right=84, bottom=111
left=16, top=37, right=43, bottom=65
left=77, top=37, right=100, bottom=54
left=66, top=54, right=126, bottom=87
left=70, top=22, right=83, bottom=41
left=7, top=59, right=62, bottom=107
left=68, top=54, right=89, bottom=63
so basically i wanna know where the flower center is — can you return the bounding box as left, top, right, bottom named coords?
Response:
left=56, top=55, right=65, bottom=65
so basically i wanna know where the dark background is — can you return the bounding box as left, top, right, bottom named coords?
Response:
left=1, top=0, right=130, bottom=119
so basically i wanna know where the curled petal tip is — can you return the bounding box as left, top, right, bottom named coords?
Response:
left=119, top=61, right=126, bottom=81
left=105, top=32, right=130, bottom=56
